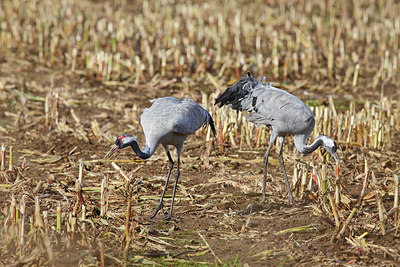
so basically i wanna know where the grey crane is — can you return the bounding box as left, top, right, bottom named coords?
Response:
left=105, top=97, right=216, bottom=220
left=215, top=72, right=339, bottom=203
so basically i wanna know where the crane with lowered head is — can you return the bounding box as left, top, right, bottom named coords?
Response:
left=105, top=97, right=216, bottom=220
left=215, top=72, right=339, bottom=203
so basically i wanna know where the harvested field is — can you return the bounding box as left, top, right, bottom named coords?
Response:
left=1, top=0, right=400, bottom=265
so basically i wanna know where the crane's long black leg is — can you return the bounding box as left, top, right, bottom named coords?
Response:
left=164, top=157, right=180, bottom=221
left=150, top=150, right=174, bottom=219
left=262, top=134, right=277, bottom=202
left=277, top=136, right=295, bottom=203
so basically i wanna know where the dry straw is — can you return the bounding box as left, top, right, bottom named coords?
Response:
left=0, top=0, right=399, bottom=265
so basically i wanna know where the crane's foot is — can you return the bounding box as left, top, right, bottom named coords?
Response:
left=150, top=203, right=164, bottom=219
left=162, top=214, right=174, bottom=221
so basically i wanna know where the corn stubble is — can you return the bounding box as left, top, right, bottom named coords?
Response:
left=0, top=0, right=400, bottom=265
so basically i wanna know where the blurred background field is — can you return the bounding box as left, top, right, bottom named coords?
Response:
left=0, top=0, right=399, bottom=265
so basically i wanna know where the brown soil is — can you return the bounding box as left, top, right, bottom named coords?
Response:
left=1, top=56, right=400, bottom=266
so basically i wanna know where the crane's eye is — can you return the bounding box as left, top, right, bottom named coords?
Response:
left=332, top=145, right=337, bottom=152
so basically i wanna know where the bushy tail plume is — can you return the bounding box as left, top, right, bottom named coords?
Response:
left=207, top=114, right=216, bottom=136
left=214, top=72, right=261, bottom=112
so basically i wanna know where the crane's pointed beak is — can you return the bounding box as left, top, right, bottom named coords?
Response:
left=104, top=145, right=119, bottom=159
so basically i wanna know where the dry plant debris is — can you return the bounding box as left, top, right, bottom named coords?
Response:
left=0, top=0, right=400, bottom=265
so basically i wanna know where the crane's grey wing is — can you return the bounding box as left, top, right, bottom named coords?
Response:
left=141, top=97, right=183, bottom=128
left=140, top=97, right=215, bottom=146
left=251, top=88, right=312, bottom=120
left=216, top=72, right=315, bottom=134
left=171, top=99, right=215, bottom=136
left=140, top=97, right=182, bottom=145
left=248, top=87, right=315, bottom=134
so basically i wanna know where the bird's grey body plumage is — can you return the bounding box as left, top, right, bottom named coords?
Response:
left=215, top=72, right=338, bottom=203
left=140, top=97, right=215, bottom=156
left=105, top=96, right=215, bottom=220
left=215, top=74, right=314, bottom=140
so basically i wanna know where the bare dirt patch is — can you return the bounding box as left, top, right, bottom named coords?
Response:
left=1, top=0, right=400, bottom=266
left=1, top=57, right=399, bottom=266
